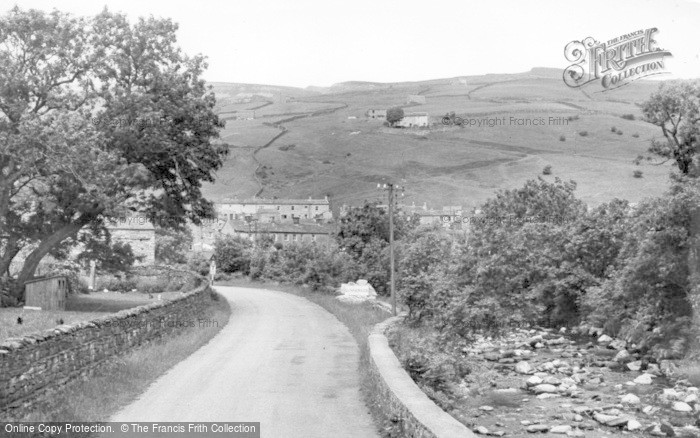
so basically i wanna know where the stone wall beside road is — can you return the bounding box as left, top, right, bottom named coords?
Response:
left=368, top=316, right=476, bottom=438
left=0, top=281, right=210, bottom=418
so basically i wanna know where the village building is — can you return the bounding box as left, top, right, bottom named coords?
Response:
left=216, top=197, right=332, bottom=223
left=223, top=220, right=335, bottom=244
left=366, top=109, right=387, bottom=119
left=104, top=217, right=156, bottom=265
left=396, top=112, right=430, bottom=128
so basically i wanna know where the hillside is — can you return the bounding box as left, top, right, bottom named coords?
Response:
left=203, top=68, right=679, bottom=210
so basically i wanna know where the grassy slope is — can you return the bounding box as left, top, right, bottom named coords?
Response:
left=204, top=69, right=675, bottom=209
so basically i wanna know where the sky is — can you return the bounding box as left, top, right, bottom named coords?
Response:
left=2, top=0, right=699, bottom=88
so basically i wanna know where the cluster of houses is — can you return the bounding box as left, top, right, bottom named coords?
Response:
left=10, top=196, right=469, bottom=279
left=190, top=197, right=336, bottom=255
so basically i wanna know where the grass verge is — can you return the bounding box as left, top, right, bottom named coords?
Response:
left=1, top=291, right=166, bottom=341
left=216, top=277, right=399, bottom=437
left=7, top=290, right=230, bottom=433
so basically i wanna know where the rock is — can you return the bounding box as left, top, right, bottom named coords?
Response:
left=593, top=413, right=619, bottom=425
left=516, top=361, right=533, bottom=374
left=660, top=421, right=676, bottom=436
left=598, top=334, right=613, bottom=345
left=627, top=360, right=643, bottom=371
left=662, top=388, right=681, bottom=401
left=610, top=339, right=627, bottom=350
left=566, top=430, right=585, bottom=437
left=634, top=374, right=654, bottom=385
left=540, top=362, right=555, bottom=371
left=479, top=405, right=494, bottom=412
left=608, top=416, right=632, bottom=428
left=672, top=401, right=693, bottom=412
left=534, top=342, right=544, bottom=349
left=550, top=425, right=572, bottom=434
left=627, top=419, right=643, bottom=431
left=548, top=337, right=568, bottom=346
left=484, top=352, right=501, bottom=361
left=643, top=405, right=660, bottom=415
left=543, top=376, right=562, bottom=386
left=537, top=393, right=560, bottom=399
left=647, top=363, right=662, bottom=376
left=532, top=384, right=559, bottom=394
left=621, top=393, right=641, bottom=405
left=527, top=335, right=543, bottom=346
left=660, top=360, right=677, bottom=377
left=527, top=376, right=544, bottom=387
left=684, top=394, right=698, bottom=404
left=491, top=432, right=505, bottom=437
left=614, top=349, right=631, bottom=362
left=588, top=326, right=603, bottom=337
left=475, top=426, right=489, bottom=434
left=572, top=406, right=591, bottom=414
left=526, top=424, right=550, bottom=433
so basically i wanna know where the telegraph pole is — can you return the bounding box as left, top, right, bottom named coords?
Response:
left=387, top=184, right=395, bottom=315
left=378, top=182, right=403, bottom=316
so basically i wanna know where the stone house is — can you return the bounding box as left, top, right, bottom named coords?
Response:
left=216, top=197, right=332, bottom=223
left=366, top=109, right=387, bottom=119
left=105, top=217, right=156, bottom=265
left=396, top=112, right=430, bottom=128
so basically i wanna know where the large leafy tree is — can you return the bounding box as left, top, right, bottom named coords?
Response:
left=335, top=201, right=415, bottom=294
left=0, top=7, right=227, bottom=300
left=641, top=80, right=700, bottom=175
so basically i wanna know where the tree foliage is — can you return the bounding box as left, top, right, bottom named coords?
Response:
left=335, top=202, right=415, bottom=294
left=155, top=227, right=193, bottom=265
left=386, top=107, right=405, bottom=126
left=0, top=8, right=227, bottom=299
left=641, top=80, right=700, bottom=175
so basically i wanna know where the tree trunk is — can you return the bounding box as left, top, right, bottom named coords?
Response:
left=11, top=214, right=95, bottom=301
left=0, top=235, right=20, bottom=277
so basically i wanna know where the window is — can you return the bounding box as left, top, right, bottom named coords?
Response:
left=229, top=213, right=233, bottom=220
left=293, top=234, right=297, bottom=241
left=311, top=234, right=316, bottom=242
left=315, top=206, right=318, bottom=211
left=291, top=206, right=295, bottom=210
left=284, top=234, right=289, bottom=241
left=304, top=214, right=308, bottom=219
left=282, top=214, right=287, bottom=219
left=276, top=206, right=280, bottom=210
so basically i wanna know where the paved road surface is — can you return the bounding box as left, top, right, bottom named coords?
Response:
left=110, top=286, right=379, bottom=438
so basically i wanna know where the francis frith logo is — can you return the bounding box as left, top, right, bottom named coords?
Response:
left=563, top=28, right=672, bottom=91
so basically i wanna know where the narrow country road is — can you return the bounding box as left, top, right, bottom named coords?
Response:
left=110, top=286, right=379, bottom=438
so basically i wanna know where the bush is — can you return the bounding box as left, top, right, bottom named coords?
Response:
left=617, top=130, right=623, bottom=135
left=542, top=165, right=552, bottom=175
left=611, top=126, right=617, bottom=133
left=567, top=115, right=580, bottom=121
left=633, top=170, right=643, bottom=178
left=578, top=131, right=588, bottom=136
left=621, top=114, right=635, bottom=120
left=249, top=241, right=359, bottom=292
left=559, top=135, right=566, bottom=142
left=213, top=235, right=253, bottom=274
left=632, top=133, right=640, bottom=138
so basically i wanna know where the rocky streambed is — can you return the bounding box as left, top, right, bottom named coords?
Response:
left=449, top=327, right=700, bottom=437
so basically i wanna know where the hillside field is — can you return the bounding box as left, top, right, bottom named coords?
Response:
left=203, top=69, right=675, bottom=210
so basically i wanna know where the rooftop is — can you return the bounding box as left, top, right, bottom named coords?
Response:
left=224, top=220, right=334, bottom=234
left=219, top=198, right=329, bottom=206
